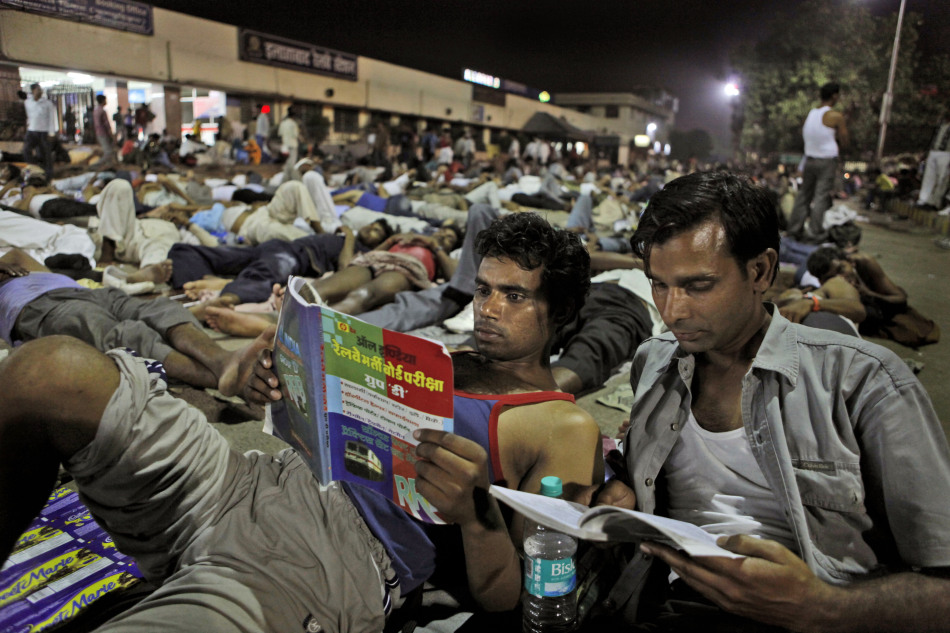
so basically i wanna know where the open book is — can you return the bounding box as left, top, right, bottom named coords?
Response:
left=490, top=486, right=744, bottom=558
left=265, top=276, right=454, bottom=524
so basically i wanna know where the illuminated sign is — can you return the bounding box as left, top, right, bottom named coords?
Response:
left=463, top=69, right=500, bottom=89
left=463, top=68, right=545, bottom=102
left=634, top=135, right=651, bottom=148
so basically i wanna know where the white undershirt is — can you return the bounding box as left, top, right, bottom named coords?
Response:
left=212, top=185, right=239, bottom=201
left=28, top=194, right=61, bottom=218
left=665, top=411, right=798, bottom=554
left=220, top=204, right=248, bottom=232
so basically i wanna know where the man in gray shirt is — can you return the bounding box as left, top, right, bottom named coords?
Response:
left=598, top=171, right=950, bottom=632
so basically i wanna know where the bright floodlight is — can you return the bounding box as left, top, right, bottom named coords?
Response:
left=724, top=82, right=740, bottom=97
left=647, top=122, right=657, bottom=133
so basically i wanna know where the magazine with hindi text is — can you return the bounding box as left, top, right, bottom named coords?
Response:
left=265, top=276, right=454, bottom=524
left=490, top=486, right=744, bottom=558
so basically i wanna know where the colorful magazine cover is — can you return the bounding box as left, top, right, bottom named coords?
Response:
left=266, top=276, right=454, bottom=524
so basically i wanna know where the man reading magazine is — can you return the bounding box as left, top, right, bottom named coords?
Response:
left=0, top=213, right=603, bottom=632
left=598, top=172, right=950, bottom=632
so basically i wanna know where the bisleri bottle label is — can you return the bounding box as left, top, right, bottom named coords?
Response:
left=524, top=556, right=577, bottom=597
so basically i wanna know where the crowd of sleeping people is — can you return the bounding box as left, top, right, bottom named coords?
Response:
left=0, top=147, right=666, bottom=397
left=1, top=166, right=949, bottom=632
left=0, top=143, right=918, bottom=399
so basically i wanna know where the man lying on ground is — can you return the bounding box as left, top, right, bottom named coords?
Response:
left=0, top=248, right=254, bottom=390
left=95, top=178, right=178, bottom=285
left=0, top=212, right=604, bottom=632
left=803, top=245, right=940, bottom=345
left=770, top=249, right=866, bottom=336
left=302, top=225, right=460, bottom=315
left=169, top=218, right=395, bottom=316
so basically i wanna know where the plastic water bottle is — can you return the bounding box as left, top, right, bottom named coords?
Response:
left=522, top=476, right=577, bottom=633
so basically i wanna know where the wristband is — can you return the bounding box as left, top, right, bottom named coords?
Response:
left=811, top=295, right=821, bottom=312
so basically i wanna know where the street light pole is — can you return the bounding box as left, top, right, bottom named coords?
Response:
left=725, top=81, right=742, bottom=163
left=875, top=0, right=907, bottom=165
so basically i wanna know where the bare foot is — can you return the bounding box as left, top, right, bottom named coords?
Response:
left=217, top=325, right=277, bottom=397
left=183, top=276, right=230, bottom=300
left=190, top=294, right=240, bottom=321
left=195, top=289, right=221, bottom=303
left=128, top=259, right=173, bottom=284
left=206, top=306, right=275, bottom=338
left=233, top=298, right=277, bottom=313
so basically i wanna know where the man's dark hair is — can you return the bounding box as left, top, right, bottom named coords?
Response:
left=373, top=218, right=394, bottom=240
left=376, top=166, right=393, bottom=183
left=820, top=82, right=840, bottom=101
left=631, top=171, right=780, bottom=283
left=24, top=173, right=48, bottom=187
left=95, top=94, right=106, bottom=105
left=475, top=212, right=590, bottom=325
left=29, top=83, right=40, bottom=91
left=806, top=246, right=845, bottom=281
left=1, top=163, right=22, bottom=183
left=440, top=218, right=464, bottom=244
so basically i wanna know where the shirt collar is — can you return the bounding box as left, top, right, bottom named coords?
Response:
left=656, top=303, right=800, bottom=386
left=750, top=304, right=800, bottom=385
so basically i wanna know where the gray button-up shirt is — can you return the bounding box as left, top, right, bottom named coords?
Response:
left=606, top=306, right=950, bottom=622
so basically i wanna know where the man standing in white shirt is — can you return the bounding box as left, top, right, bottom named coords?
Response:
left=22, top=83, right=57, bottom=177
left=255, top=104, right=271, bottom=162
left=278, top=106, right=301, bottom=182
left=508, top=135, right=520, bottom=159
left=916, top=114, right=950, bottom=211
left=786, top=82, right=849, bottom=243
left=92, top=94, right=116, bottom=167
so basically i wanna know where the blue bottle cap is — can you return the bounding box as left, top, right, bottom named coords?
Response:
left=539, top=476, right=562, bottom=498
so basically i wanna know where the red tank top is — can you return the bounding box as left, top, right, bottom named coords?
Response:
left=388, top=243, right=436, bottom=280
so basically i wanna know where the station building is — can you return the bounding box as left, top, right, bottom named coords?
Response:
left=0, top=1, right=675, bottom=166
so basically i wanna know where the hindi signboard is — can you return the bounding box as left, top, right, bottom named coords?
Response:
left=0, top=0, right=153, bottom=35
left=238, top=28, right=358, bottom=81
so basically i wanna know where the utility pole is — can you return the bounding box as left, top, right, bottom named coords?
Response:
left=875, top=0, right=907, bottom=165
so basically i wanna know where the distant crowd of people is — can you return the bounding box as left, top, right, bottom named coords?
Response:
left=1, top=79, right=949, bottom=633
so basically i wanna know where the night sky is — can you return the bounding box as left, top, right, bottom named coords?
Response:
left=144, top=0, right=948, bottom=150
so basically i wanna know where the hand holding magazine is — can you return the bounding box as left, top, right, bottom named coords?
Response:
left=265, top=276, right=454, bottom=524
left=489, top=485, right=744, bottom=558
